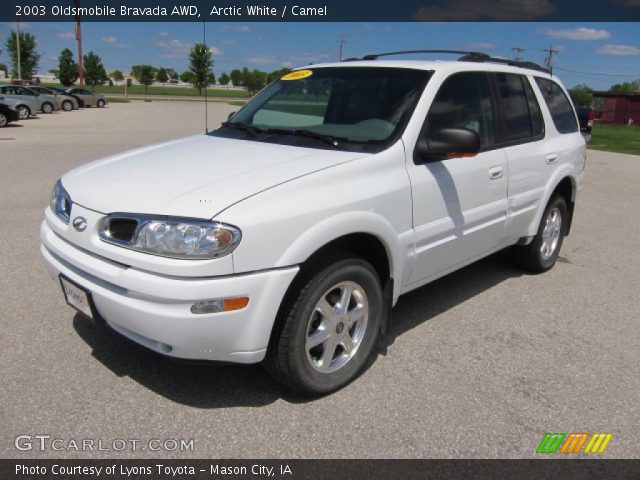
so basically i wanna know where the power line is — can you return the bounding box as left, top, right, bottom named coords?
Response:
left=554, top=66, right=640, bottom=77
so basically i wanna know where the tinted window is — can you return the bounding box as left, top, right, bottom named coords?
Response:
left=494, top=74, right=532, bottom=141
left=535, top=78, right=578, bottom=134
left=523, top=77, right=544, bottom=137
left=427, top=72, right=495, bottom=148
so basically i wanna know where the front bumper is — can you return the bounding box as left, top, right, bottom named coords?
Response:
left=41, top=220, right=298, bottom=363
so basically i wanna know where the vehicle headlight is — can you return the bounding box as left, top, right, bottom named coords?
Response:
left=50, top=179, right=72, bottom=224
left=99, top=214, right=241, bottom=259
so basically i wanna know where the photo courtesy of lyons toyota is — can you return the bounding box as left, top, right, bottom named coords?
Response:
left=41, top=51, right=585, bottom=395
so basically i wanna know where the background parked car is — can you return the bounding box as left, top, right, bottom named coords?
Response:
left=65, top=88, right=107, bottom=108
left=0, top=87, right=40, bottom=119
left=0, top=85, right=60, bottom=115
left=576, top=107, right=596, bottom=134
left=30, top=86, right=79, bottom=112
left=0, top=102, right=20, bottom=127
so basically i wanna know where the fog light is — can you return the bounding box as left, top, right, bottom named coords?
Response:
left=191, top=297, right=249, bottom=314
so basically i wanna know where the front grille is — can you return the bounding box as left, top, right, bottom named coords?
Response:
left=107, top=218, right=138, bottom=242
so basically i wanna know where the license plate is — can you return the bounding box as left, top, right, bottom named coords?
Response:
left=59, top=275, right=94, bottom=319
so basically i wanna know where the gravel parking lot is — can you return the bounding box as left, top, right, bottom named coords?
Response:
left=1, top=102, right=638, bottom=459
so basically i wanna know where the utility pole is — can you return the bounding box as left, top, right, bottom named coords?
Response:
left=75, top=0, right=84, bottom=86
left=338, top=34, right=345, bottom=61
left=16, top=22, right=22, bottom=80
left=544, top=45, right=559, bottom=73
left=512, top=47, right=525, bottom=62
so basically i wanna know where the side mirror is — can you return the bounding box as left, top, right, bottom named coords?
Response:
left=415, top=128, right=481, bottom=163
left=227, top=111, right=236, bottom=121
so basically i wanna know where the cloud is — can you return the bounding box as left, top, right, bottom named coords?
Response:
left=102, top=36, right=117, bottom=44
left=412, top=0, right=556, bottom=20
left=217, top=25, right=251, bottom=32
left=468, top=42, right=496, bottom=50
left=152, top=37, right=193, bottom=58
left=57, top=31, right=75, bottom=40
left=247, top=55, right=279, bottom=65
left=209, top=46, right=222, bottom=55
left=596, top=44, right=640, bottom=55
left=158, top=31, right=169, bottom=37
left=222, top=39, right=237, bottom=45
left=541, top=27, right=610, bottom=40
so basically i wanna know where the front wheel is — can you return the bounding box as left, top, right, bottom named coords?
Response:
left=512, top=195, right=568, bottom=273
left=16, top=105, right=30, bottom=120
left=42, top=102, right=53, bottom=114
left=0, top=112, right=7, bottom=127
left=62, top=100, right=73, bottom=111
left=265, top=257, right=382, bottom=395
left=97, top=99, right=105, bottom=108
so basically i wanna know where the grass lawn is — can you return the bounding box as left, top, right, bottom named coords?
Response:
left=588, top=124, right=640, bottom=155
left=41, top=82, right=251, bottom=98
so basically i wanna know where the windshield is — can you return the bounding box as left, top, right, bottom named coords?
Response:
left=215, top=67, right=431, bottom=151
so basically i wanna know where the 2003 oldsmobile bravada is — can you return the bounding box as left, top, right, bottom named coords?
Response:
left=41, top=51, right=585, bottom=395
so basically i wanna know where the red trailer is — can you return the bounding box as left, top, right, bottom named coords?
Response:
left=593, top=92, right=640, bottom=126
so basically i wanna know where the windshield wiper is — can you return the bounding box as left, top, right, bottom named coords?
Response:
left=220, top=121, right=264, bottom=138
left=265, top=128, right=342, bottom=147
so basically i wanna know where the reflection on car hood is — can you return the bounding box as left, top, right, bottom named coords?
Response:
left=62, top=134, right=366, bottom=219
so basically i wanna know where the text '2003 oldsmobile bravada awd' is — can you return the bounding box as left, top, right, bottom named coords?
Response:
left=41, top=51, right=585, bottom=395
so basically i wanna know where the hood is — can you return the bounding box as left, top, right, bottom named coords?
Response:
left=63, top=134, right=366, bottom=219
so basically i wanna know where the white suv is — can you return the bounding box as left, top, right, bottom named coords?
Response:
left=41, top=52, right=585, bottom=395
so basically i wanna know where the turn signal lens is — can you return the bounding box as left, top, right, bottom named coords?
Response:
left=191, top=297, right=249, bottom=314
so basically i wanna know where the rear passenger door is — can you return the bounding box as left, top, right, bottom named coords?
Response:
left=406, top=71, right=509, bottom=286
left=488, top=73, right=550, bottom=242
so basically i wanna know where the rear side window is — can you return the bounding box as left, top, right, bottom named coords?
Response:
left=427, top=72, right=495, bottom=148
left=535, top=78, right=578, bottom=134
left=494, top=73, right=534, bottom=142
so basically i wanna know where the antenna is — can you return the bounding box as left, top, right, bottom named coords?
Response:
left=203, top=21, right=209, bottom=134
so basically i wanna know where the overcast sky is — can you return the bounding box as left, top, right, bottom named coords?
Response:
left=0, top=22, right=638, bottom=89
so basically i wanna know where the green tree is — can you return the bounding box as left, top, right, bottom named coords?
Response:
left=132, top=65, right=156, bottom=93
left=180, top=71, right=193, bottom=83
left=156, top=67, right=169, bottom=84
left=229, top=68, right=242, bottom=87
left=267, top=67, right=292, bottom=83
left=166, top=68, right=179, bottom=81
left=0, top=63, right=7, bottom=74
left=188, top=43, right=214, bottom=95
left=219, top=72, right=230, bottom=87
left=610, top=80, right=640, bottom=94
left=83, top=51, right=108, bottom=90
left=5, top=30, right=40, bottom=79
left=246, top=69, right=267, bottom=94
left=57, top=48, right=78, bottom=87
left=570, top=83, right=593, bottom=107
left=110, top=69, right=124, bottom=85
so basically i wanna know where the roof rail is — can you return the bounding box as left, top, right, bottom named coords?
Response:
left=347, top=49, right=552, bottom=74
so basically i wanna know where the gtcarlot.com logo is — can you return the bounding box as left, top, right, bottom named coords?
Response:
left=14, top=435, right=194, bottom=452
left=537, top=433, right=613, bottom=454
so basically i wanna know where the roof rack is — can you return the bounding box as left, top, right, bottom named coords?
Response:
left=344, top=49, right=551, bottom=74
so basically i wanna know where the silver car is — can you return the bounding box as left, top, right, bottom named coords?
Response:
left=30, top=86, right=79, bottom=112
left=0, top=85, right=60, bottom=115
left=65, top=88, right=107, bottom=108
left=0, top=86, right=41, bottom=119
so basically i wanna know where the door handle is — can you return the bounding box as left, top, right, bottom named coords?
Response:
left=488, top=167, right=503, bottom=180
left=546, top=154, right=559, bottom=164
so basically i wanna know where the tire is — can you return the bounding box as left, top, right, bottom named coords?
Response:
left=97, top=99, right=105, bottom=108
left=512, top=195, right=568, bottom=273
left=264, top=256, right=382, bottom=395
left=42, top=102, right=53, bottom=114
left=0, top=112, right=7, bottom=127
left=16, top=105, right=30, bottom=120
left=62, top=100, right=73, bottom=111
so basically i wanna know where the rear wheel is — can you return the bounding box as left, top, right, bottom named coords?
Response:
left=0, top=112, right=7, bottom=127
left=97, top=99, right=105, bottom=108
left=512, top=195, right=568, bottom=273
left=16, top=105, right=30, bottom=120
left=62, top=100, right=73, bottom=111
left=265, top=257, right=382, bottom=395
left=42, top=102, right=53, bottom=114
